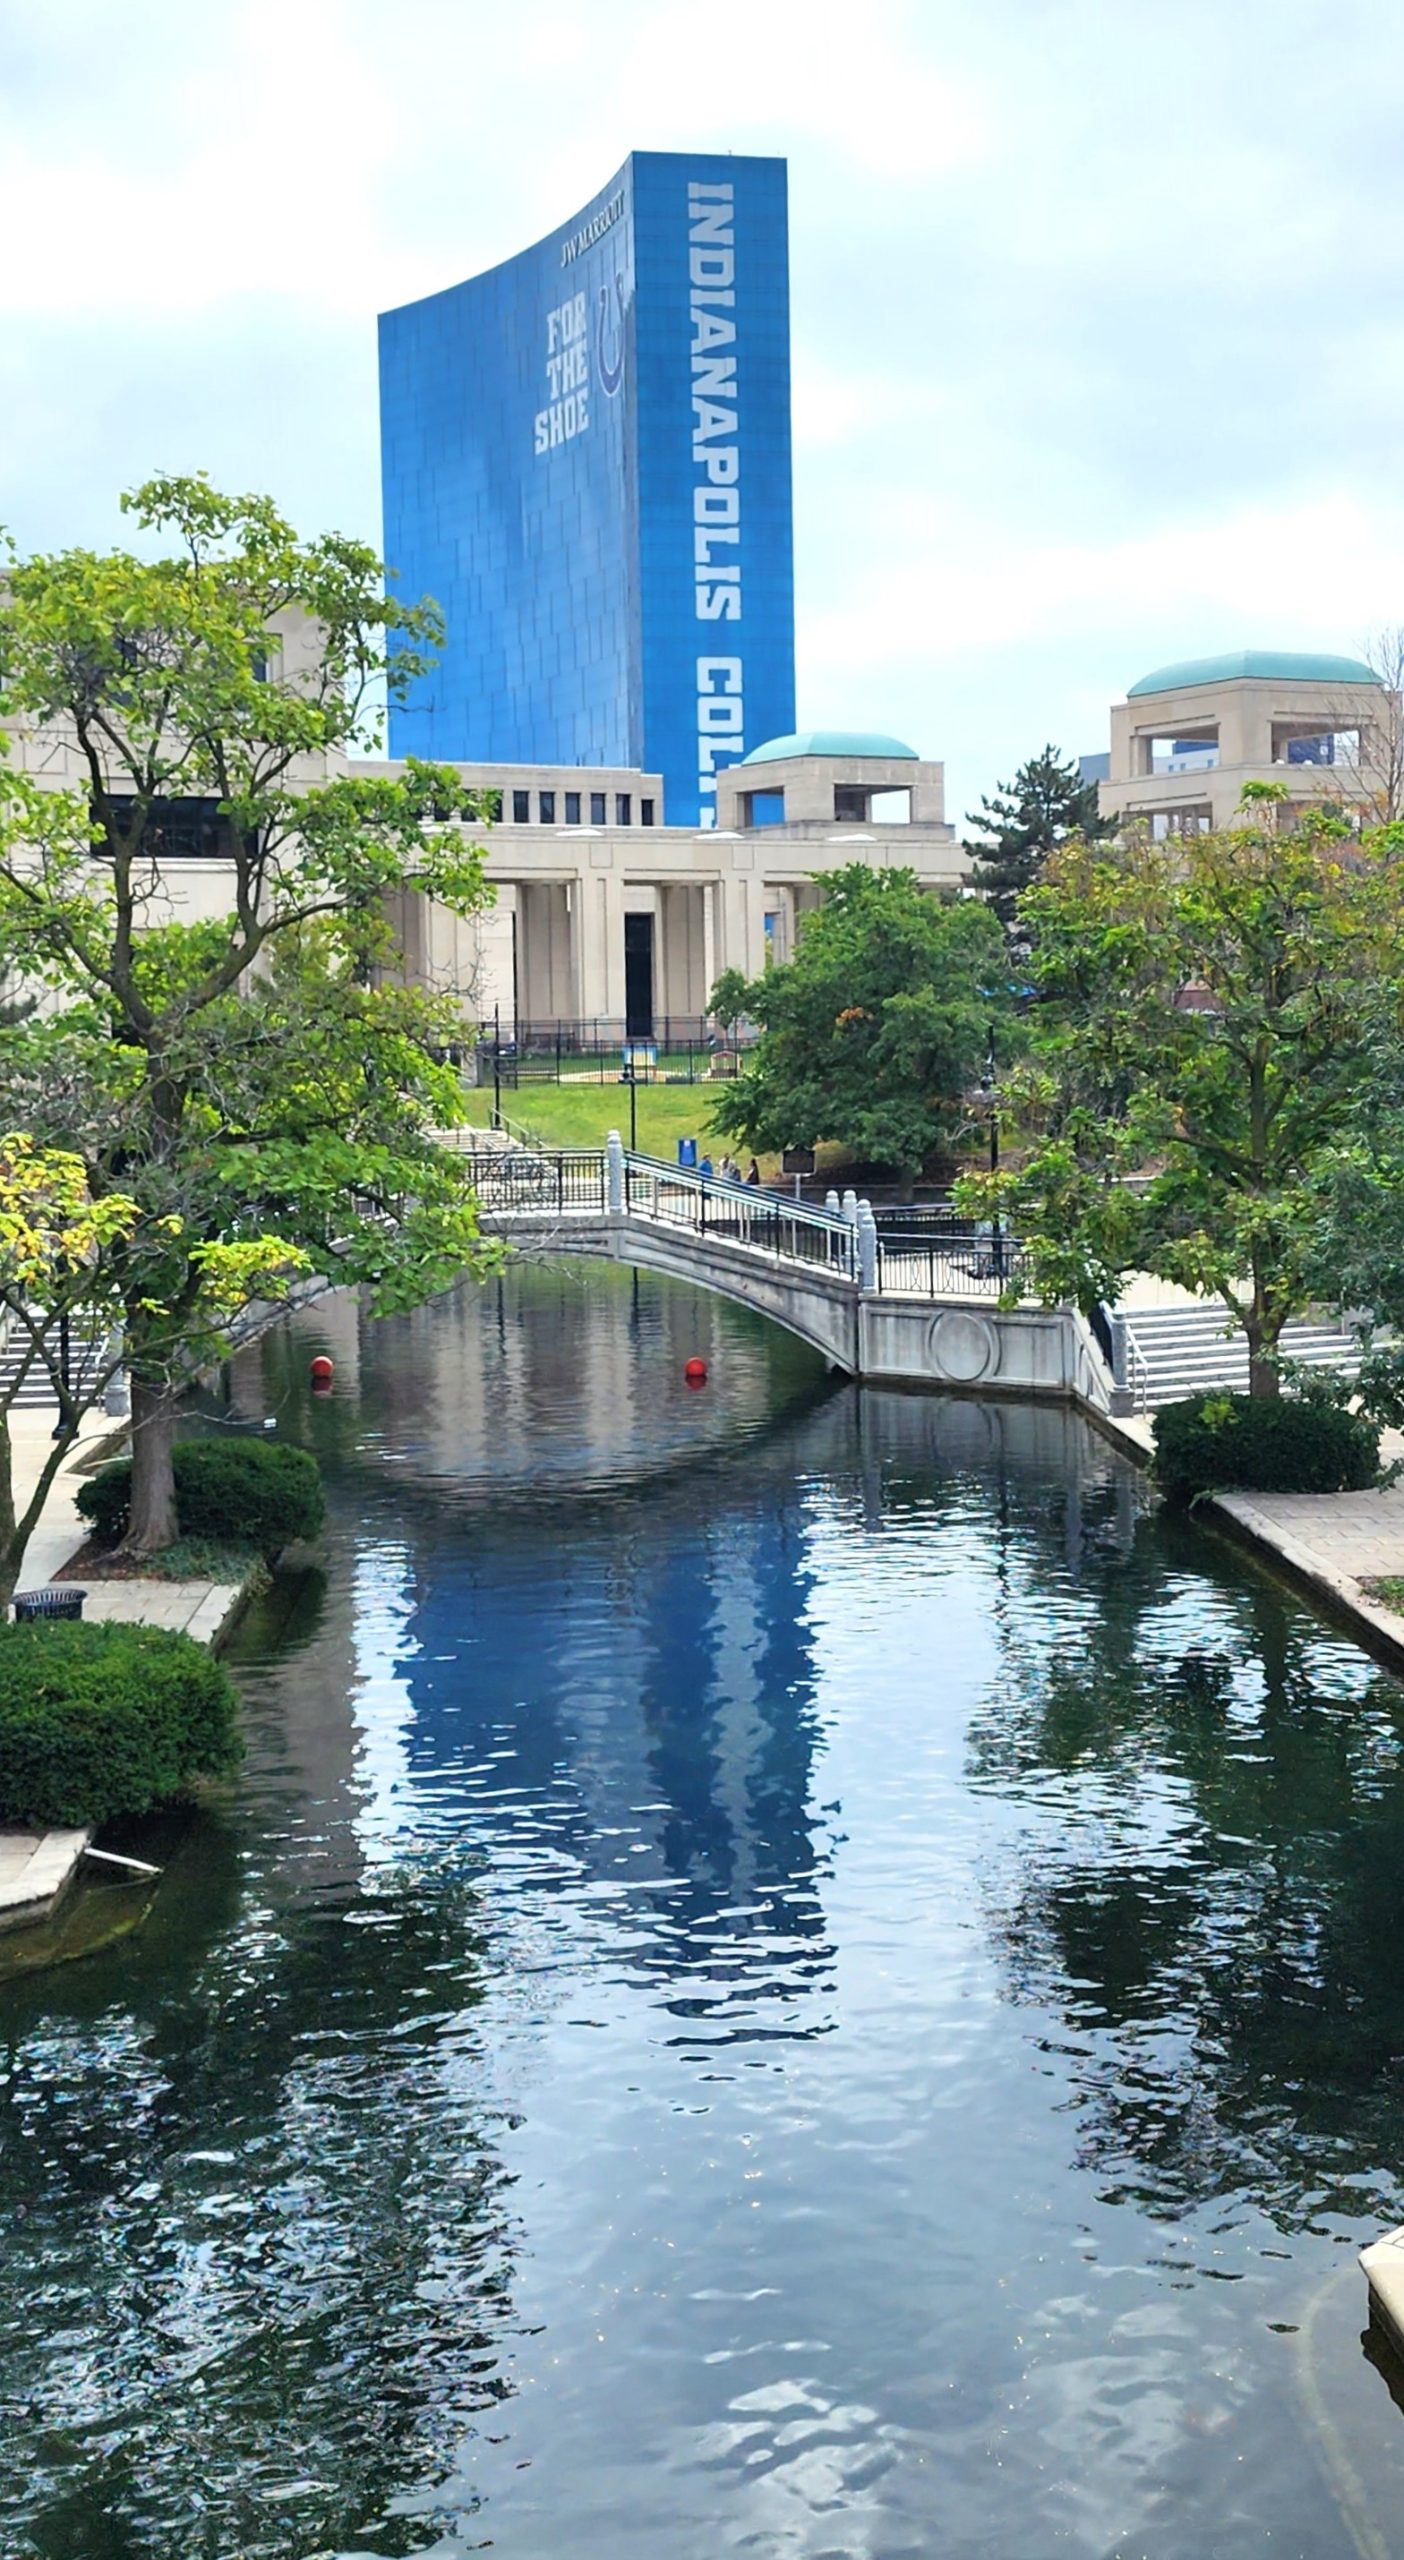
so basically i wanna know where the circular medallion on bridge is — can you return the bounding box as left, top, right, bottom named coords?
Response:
left=928, top=1309, right=999, bottom=1384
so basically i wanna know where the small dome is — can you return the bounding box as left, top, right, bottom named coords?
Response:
left=740, top=729, right=919, bottom=764
left=1127, top=649, right=1382, bottom=698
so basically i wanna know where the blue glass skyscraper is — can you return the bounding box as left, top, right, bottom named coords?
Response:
left=378, top=150, right=795, bottom=827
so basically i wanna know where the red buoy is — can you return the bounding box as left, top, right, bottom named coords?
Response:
left=683, top=1356, right=708, bottom=1388
left=310, top=1354, right=334, bottom=1390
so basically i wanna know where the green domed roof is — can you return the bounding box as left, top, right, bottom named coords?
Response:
left=740, top=729, right=919, bottom=764
left=1128, top=649, right=1382, bottom=698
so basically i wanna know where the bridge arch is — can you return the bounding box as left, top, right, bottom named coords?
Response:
left=488, top=1208, right=860, bottom=1373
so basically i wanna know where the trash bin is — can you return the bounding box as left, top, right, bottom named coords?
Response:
left=677, top=1137, right=698, bottom=1169
left=13, top=1587, right=87, bottom=1622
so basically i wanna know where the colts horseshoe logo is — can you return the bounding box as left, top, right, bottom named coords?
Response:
left=596, top=274, right=627, bottom=397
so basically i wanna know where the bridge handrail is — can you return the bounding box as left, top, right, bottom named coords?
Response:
left=621, top=1152, right=859, bottom=1277
left=453, top=1141, right=1039, bottom=1299
left=623, top=1150, right=852, bottom=1229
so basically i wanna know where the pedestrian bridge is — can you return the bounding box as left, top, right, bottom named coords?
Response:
left=457, top=1136, right=1117, bottom=1411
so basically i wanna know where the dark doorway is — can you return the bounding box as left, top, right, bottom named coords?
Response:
left=624, top=911, right=655, bottom=1038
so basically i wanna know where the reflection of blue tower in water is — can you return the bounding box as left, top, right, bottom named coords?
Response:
left=396, top=1467, right=829, bottom=1990
left=631, top=1495, right=823, bottom=1920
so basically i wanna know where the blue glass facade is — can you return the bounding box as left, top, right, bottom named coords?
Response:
left=378, top=151, right=795, bottom=826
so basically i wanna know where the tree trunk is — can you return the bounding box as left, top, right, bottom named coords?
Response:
left=121, top=1377, right=179, bottom=1556
left=0, top=1410, right=87, bottom=1611
left=0, top=1419, right=17, bottom=1613
left=1248, top=1349, right=1282, bottom=1399
left=1243, top=1264, right=1283, bottom=1399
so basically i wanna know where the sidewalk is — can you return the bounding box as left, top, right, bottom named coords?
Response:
left=0, top=1410, right=250, bottom=1931
left=1211, top=1438, right=1404, bottom=1668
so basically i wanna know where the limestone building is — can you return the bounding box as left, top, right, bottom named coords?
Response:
left=392, top=727, right=965, bottom=1037
left=1099, top=649, right=1399, bottom=835
left=1, top=622, right=966, bottom=1038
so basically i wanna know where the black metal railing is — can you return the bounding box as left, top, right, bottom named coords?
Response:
left=478, top=1015, right=757, bottom=1055
left=874, top=1234, right=1030, bottom=1298
left=457, top=1148, right=608, bottom=1215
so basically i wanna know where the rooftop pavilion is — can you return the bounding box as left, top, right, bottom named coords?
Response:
left=715, top=731, right=947, bottom=832
left=1100, top=649, right=1397, bottom=835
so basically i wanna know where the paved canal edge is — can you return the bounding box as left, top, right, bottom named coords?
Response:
left=1088, top=1396, right=1404, bottom=1678
left=0, top=1564, right=261, bottom=1935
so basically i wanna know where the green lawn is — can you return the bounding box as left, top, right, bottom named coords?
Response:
left=458, top=1079, right=724, bottom=1158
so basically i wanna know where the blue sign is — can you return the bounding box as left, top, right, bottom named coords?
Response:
left=378, top=152, right=796, bottom=824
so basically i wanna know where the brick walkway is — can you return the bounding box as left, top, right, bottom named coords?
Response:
left=1217, top=1483, right=1404, bottom=1586
left=1209, top=1429, right=1404, bottom=1665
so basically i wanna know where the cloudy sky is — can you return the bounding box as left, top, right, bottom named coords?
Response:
left=3, top=0, right=1403, bottom=818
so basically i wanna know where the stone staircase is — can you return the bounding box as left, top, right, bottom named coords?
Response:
left=1109, top=1305, right=1363, bottom=1411
left=0, top=1325, right=105, bottom=1412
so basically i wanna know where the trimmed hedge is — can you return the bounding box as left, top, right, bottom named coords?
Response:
left=1153, top=1392, right=1379, bottom=1500
left=0, top=1621, right=240, bottom=1828
left=77, top=1438, right=324, bottom=1558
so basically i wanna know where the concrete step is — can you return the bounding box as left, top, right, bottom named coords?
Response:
left=1111, top=1306, right=1364, bottom=1410
left=0, top=1336, right=105, bottom=1410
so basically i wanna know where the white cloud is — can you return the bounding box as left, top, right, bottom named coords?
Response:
left=3, top=0, right=1404, bottom=816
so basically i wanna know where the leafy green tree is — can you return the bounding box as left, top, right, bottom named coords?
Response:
left=0, top=475, right=503, bottom=1554
left=965, top=745, right=1108, bottom=931
left=1299, top=971, right=1404, bottom=1337
left=0, top=1134, right=140, bottom=1609
left=709, top=865, right=1008, bottom=1197
left=958, top=797, right=1404, bottom=1394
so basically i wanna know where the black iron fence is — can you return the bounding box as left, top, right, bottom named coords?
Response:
left=472, top=1017, right=757, bottom=1088
left=874, top=1234, right=1030, bottom=1298
left=457, top=1149, right=609, bottom=1215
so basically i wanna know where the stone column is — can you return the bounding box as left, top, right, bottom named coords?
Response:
left=719, top=871, right=767, bottom=983
left=573, top=867, right=627, bottom=1025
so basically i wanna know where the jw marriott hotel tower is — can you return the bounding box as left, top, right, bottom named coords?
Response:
left=378, top=151, right=796, bottom=827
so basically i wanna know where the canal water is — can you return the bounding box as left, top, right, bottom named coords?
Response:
left=5, top=1265, right=1404, bottom=2557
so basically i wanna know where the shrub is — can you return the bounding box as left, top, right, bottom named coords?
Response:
left=0, top=1622, right=240, bottom=1828
left=77, top=1439, right=324, bottom=1557
left=1153, top=1391, right=1379, bottom=1500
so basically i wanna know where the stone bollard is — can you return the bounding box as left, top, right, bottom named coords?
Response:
left=605, top=1128, right=626, bottom=1214
left=824, top=1189, right=840, bottom=1217
left=856, top=1201, right=879, bottom=1291
left=841, top=1188, right=859, bottom=1226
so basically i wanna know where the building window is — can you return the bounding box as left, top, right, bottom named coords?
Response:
left=641, top=798, right=655, bottom=826
left=616, top=794, right=632, bottom=825
left=565, top=791, right=581, bottom=824
left=539, top=790, right=556, bottom=823
left=743, top=789, right=785, bottom=828
left=512, top=789, right=530, bottom=823
left=591, top=791, right=606, bottom=824
left=94, top=795, right=235, bottom=862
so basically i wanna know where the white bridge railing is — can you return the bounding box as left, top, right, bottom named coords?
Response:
left=456, top=1136, right=1038, bottom=1302
left=456, top=1140, right=870, bottom=1280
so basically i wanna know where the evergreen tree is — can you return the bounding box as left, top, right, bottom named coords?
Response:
left=965, top=745, right=1108, bottom=931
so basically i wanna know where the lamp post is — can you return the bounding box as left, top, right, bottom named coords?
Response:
left=492, top=1003, right=502, bottom=1130
left=51, top=1307, right=71, bottom=1442
left=621, top=1062, right=638, bottom=1153
left=981, top=1021, right=1005, bottom=1281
